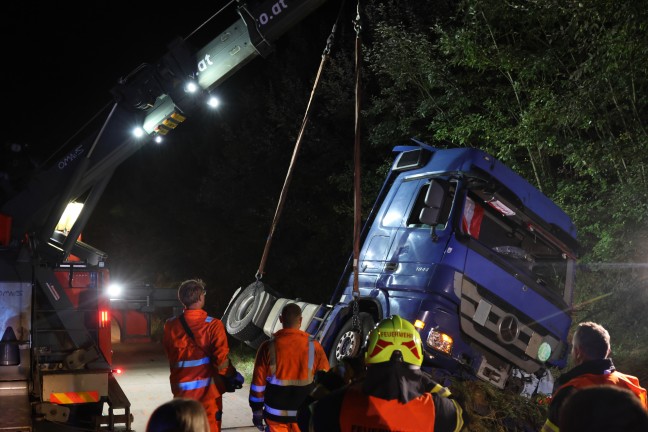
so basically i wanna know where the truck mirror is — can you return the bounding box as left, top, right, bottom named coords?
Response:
left=419, top=180, right=448, bottom=226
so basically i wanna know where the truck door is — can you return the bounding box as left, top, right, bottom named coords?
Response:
left=367, top=178, right=452, bottom=295
left=358, top=178, right=420, bottom=289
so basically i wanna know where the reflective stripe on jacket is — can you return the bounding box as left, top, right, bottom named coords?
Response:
left=249, top=328, right=329, bottom=423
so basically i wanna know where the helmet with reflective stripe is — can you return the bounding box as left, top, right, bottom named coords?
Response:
left=365, top=315, right=423, bottom=366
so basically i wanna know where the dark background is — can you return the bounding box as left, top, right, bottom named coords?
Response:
left=3, top=1, right=364, bottom=314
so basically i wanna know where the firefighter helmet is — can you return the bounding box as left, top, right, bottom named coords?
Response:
left=365, top=315, right=423, bottom=366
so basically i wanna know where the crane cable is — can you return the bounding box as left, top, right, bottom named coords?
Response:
left=255, top=1, right=347, bottom=281
left=350, top=1, right=363, bottom=334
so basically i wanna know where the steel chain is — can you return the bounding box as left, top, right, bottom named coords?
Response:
left=352, top=297, right=360, bottom=332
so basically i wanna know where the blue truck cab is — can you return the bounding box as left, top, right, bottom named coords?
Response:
left=225, top=141, right=578, bottom=389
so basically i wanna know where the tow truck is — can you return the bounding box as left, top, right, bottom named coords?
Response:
left=0, top=1, right=327, bottom=430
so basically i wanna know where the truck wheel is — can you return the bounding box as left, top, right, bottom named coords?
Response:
left=225, top=283, right=266, bottom=341
left=246, top=332, right=270, bottom=350
left=328, top=312, right=375, bottom=366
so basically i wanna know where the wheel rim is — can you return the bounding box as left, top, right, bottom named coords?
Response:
left=235, top=296, right=254, bottom=321
left=334, top=330, right=361, bottom=360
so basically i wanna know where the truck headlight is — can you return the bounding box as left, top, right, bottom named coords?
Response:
left=427, top=329, right=453, bottom=355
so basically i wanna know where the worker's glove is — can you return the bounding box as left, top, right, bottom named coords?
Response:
left=252, top=410, right=265, bottom=431
left=234, top=371, right=245, bottom=387
left=225, top=371, right=245, bottom=392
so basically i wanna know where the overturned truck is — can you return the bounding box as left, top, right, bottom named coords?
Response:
left=224, top=142, right=578, bottom=392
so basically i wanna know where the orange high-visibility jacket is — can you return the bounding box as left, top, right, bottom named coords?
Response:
left=556, top=371, right=647, bottom=409
left=249, top=328, right=329, bottom=424
left=340, top=384, right=437, bottom=432
left=163, top=309, right=233, bottom=431
left=541, top=368, right=647, bottom=432
left=333, top=381, right=462, bottom=432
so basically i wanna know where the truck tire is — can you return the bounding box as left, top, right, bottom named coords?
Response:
left=246, top=332, right=270, bottom=350
left=328, top=312, right=375, bottom=367
left=225, top=283, right=267, bottom=341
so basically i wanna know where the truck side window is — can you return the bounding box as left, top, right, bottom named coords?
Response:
left=383, top=180, right=420, bottom=228
left=407, top=180, right=454, bottom=228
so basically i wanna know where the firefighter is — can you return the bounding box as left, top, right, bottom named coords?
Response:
left=302, top=315, right=464, bottom=432
left=250, top=302, right=330, bottom=431
left=163, top=279, right=241, bottom=432
left=541, top=321, right=647, bottom=432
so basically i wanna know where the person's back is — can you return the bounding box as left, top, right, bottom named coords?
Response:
left=559, top=385, right=648, bottom=432
left=249, top=302, right=330, bottom=431
left=146, top=398, right=210, bottom=432
left=303, top=315, right=464, bottom=432
left=163, top=278, right=238, bottom=432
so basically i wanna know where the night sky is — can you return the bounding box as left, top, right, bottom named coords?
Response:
left=3, top=4, right=237, bottom=152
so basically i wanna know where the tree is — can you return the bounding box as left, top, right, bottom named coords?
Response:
left=361, top=0, right=648, bottom=378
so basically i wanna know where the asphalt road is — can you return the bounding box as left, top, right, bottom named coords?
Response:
left=111, top=342, right=258, bottom=432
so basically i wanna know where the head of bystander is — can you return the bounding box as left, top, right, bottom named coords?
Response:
left=570, top=321, right=611, bottom=365
left=279, top=302, right=303, bottom=330
left=146, top=397, right=210, bottom=432
left=177, top=279, right=207, bottom=310
left=559, top=385, right=648, bottom=432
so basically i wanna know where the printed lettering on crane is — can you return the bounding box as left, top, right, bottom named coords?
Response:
left=197, top=53, right=213, bottom=73
left=58, top=145, right=85, bottom=170
left=257, top=0, right=288, bottom=26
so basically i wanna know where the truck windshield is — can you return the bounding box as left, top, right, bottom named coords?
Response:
left=461, top=187, right=571, bottom=298
left=398, top=175, right=573, bottom=299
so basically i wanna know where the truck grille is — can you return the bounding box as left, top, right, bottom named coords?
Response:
left=457, top=274, right=564, bottom=374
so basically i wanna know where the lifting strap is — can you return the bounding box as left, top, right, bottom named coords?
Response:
left=351, top=1, right=363, bottom=333
left=255, top=3, right=346, bottom=281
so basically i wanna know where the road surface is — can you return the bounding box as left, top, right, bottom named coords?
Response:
left=111, top=342, right=258, bottom=432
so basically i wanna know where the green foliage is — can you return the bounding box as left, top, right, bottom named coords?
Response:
left=228, top=341, right=257, bottom=383
left=452, top=379, right=546, bottom=431
left=364, top=0, right=648, bottom=232
left=150, top=314, right=165, bottom=343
